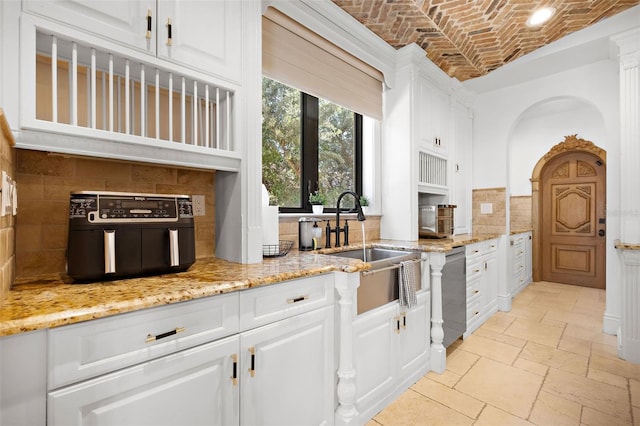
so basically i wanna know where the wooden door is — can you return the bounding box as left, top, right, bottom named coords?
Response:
left=541, top=152, right=606, bottom=288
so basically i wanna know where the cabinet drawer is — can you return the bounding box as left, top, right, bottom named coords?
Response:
left=468, top=239, right=497, bottom=259
left=48, top=292, right=239, bottom=390
left=467, top=278, right=481, bottom=300
left=467, top=298, right=482, bottom=325
left=239, top=274, right=333, bottom=331
left=466, top=260, right=484, bottom=281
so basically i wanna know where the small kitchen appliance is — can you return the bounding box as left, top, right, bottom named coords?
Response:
left=419, top=204, right=456, bottom=238
left=67, top=191, right=195, bottom=282
left=298, top=217, right=322, bottom=251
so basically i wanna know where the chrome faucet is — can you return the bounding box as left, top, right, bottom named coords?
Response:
left=326, top=191, right=366, bottom=248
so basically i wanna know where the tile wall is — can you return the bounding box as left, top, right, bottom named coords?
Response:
left=278, top=215, right=381, bottom=250
left=472, top=187, right=507, bottom=235
left=510, top=195, right=533, bottom=232
left=0, top=110, right=16, bottom=303
left=15, top=150, right=216, bottom=279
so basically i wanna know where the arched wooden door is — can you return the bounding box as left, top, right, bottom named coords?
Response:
left=540, top=150, right=606, bottom=288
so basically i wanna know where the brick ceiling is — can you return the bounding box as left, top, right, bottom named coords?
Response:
left=331, top=0, right=640, bottom=81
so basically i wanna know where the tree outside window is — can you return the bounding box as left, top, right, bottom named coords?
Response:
left=262, top=78, right=362, bottom=212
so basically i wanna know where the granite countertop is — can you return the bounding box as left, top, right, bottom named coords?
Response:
left=510, top=228, right=533, bottom=235
left=615, top=239, right=640, bottom=250
left=0, top=234, right=501, bottom=337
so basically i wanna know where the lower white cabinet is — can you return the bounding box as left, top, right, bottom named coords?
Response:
left=353, top=291, right=430, bottom=421
left=240, top=306, right=334, bottom=425
left=43, top=274, right=334, bottom=426
left=464, top=239, right=499, bottom=337
left=509, top=232, right=533, bottom=297
left=48, top=335, right=240, bottom=426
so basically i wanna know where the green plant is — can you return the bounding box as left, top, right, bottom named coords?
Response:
left=359, top=196, right=369, bottom=206
left=308, top=190, right=327, bottom=205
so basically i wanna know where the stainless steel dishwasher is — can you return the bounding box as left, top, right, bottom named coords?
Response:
left=442, top=246, right=467, bottom=347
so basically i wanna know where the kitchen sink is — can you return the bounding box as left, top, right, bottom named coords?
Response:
left=325, top=248, right=422, bottom=314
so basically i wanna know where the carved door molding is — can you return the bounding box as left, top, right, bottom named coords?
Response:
left=530, top=135, right=607, bottom=287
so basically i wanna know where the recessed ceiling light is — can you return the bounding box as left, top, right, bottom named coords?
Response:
left=526, top=7, right=556, bottom=27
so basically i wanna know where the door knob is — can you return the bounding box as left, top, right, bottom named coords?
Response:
left=598, top=229, right=605, bottom=237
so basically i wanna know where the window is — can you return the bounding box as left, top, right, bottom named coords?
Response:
left=262, top=78, right=362, bottom=213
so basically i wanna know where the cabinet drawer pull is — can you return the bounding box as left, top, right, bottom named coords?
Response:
left=402, top=313, right=407, bottom=329
left=473, top=290, right=479, bottom=294
left=474, top=311, right=479, bottom=317
left=146, top=9, right=152, bottom=40
left=395, top=316, right=401, bottom=333
left=248, top=346, right=256, bottom=377
left=145, top=326, right=185, bottom=343
left=287, top=295, right=309, bottom=304
left=231, top=354, right=238, bottom=386
left=473, top=269, right=481, bottom=273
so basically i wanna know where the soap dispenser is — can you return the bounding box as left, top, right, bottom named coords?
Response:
left=298, top=217, right=322, bottom=251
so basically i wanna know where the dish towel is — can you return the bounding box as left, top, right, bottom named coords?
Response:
left=399, top=260, right=418, bottom=309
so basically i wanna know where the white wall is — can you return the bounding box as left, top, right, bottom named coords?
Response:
left=471, top=58, right=621, bottom=334
left=509, top=98, right=607, bottom=196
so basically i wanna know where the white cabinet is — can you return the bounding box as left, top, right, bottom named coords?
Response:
left=0, top=330, right=47, bottom=426
left=47, top=293, right=240, bottom=426
left=44, top=274, right=334, bottom=426
left=48, top=335, right=240, bottom=426
left=240, top=306, right=334, bottom=425
left=22, top=0, right=242, bottom=82
left=464, top=239, right=499, bottom=337
left=510, top=231, right=533, bottom=297
left=156, top=1, right=242, bottom=81
left=353, top=291, right=430, bottom=421
left=238, top=274, right=335, bottom=426
left=23, top=0, right=154, bottom=52
left=452, top=100, right=472, bottom=234
left=416, top=73, right=450, bottom=156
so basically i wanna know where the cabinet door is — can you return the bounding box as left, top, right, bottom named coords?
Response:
left=23, top=0, right=155, bottom=53
left=352, top=303, right=397, bottom=410
left=416, top=74, right=449, bottom=155
left=240, top=306, right=333, bottom=426
left=157, top=0, right=242, bottom=82
left=483, top=254, right=499, bottom=308
left=398, top=292, right=429, bottom=379
left=48, top=335, right=240, bottom=426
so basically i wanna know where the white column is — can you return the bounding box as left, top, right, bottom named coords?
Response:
left=613, top=29, right=640, bottom=363
left=334, top=271, right=360, bottom=424
left=430, top=251, right=446, bottom=373
left=620, top=249, right=640, bottom=363
left=613, top=30, right=640, bottom=243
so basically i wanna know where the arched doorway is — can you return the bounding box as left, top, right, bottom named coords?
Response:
left=531, top=135, right=606, bottom=288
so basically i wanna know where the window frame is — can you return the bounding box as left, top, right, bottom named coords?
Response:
left=271, top=89, right=363, bottom=214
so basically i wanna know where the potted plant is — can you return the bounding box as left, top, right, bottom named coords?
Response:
left=359, top=195, right=370, bottom=214
left=309, top=190, right=326, bottom=214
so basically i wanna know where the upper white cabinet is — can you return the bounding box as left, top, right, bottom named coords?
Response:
left=156, top=1, right=242, bottom=82
left=22, top=0, right=242, bottom=83
left=23, top=1, right=155, bottom=52
left=452, top=100, right=473, bottom=234
left=416, top=73, right=451, bottom=156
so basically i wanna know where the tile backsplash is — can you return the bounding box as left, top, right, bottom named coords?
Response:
left=15, top=150, right=216, bottom=279
left=278, top=215, right=381, bottom=250
left=0, top=110, right=16, bottom=303
left=510, top=195, right=532, bottom=231
left=472, top=187, right=506, bottom=235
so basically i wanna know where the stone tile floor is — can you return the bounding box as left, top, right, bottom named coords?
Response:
left=367, top=281, right=640, bottom=425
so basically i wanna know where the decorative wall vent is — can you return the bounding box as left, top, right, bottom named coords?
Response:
left=418, top=150, right=447, bottom=187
